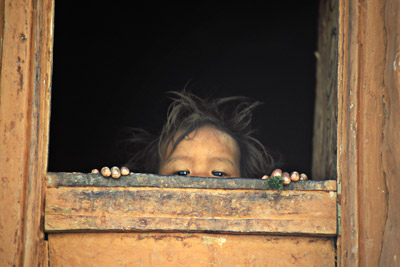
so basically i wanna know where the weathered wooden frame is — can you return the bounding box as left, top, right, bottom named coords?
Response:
left=45, top=173, right=337, bottom=265
left=0, top=0, right=54, bottom=266
left=314, top=0, right=400, bottom=266
left=336, top=0, right=400, bottom=266
left=1, top=0, right=399, bottom=266
left=45, top=173, right=337, bottom=235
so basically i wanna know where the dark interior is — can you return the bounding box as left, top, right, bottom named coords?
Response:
left=48, top=2, right=319, bottom=177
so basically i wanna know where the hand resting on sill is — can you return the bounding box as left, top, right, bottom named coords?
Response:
left=91, top=91, right=308, bottom=185
left=92, top=166, right=308, bottom=186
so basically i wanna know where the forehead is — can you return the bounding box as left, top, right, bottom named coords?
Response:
left=166, top=126, right=240, bottom=160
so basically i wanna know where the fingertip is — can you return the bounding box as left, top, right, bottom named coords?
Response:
left=111, top=166, right=121, bottom=179
left=101, top=167, right=111, bottom=177
left=290, top=171, right=300, bottom=181
left=300, top=173, right=308, bottom=181
left=271, top=169, right=283, bottom=177
left=121, top=167, right=130, bottom=176
left=282, top=172, right=291, bottom=185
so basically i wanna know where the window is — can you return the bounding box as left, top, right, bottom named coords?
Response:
left=49, top=2, right=318, bottom=176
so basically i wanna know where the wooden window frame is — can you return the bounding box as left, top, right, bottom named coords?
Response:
left=1, top=0, right=399, bottom=266
left=45, top=173, right=337, bottom=265
left=0, top=0, right=53, bottom=266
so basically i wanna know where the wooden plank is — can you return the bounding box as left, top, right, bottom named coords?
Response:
left=380, top=1, right=400, bottom=265
left=47, top=172, right=337, bottom=191
left=45, top=186, right=337, bottom=235
left=337, top=0, right=361, bottom=265
left=356, top=1, right=390, bottom=264
left=41, top=241, right=49, bottom=267
left=312, top=0, right=339, bottom=180
left=337, top=0, right=400, bottom=266
left=48, top=233, right=335, bottom=267
left=0, top=0, right=54, bottom=266
left=0, top=0, right=4, bottom=69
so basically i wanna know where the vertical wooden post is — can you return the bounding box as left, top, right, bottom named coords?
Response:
left=312, top=0, right=339, bottom=181
left=380, top=2, right=400, bottom=265
left=337, top=0, right=400, bottom=266
left=0, top=0, right=54, bottom=266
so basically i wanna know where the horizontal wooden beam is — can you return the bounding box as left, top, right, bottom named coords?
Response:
left=47, top=172, right=337, bottom=191
left=45, top=173, right=337, bottom=235
left=49, top=233, right=335, bottom=266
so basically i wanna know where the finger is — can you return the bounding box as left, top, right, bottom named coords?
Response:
left=111, top=166, right=121, bottom=179
left=121, top=167, right=130, bottom=176
left=290, top=171, right=300, bottom=182
left=261, top=175, right=269, bottom=180
left=101, top=167, right=111, bottom=177
left=271, top=169, right=283, bottom=177
left=300, top=173, right=308, bottom=181
left=282, top=172, right=291, bottom=185
left=91, top=169, right=99, bottom=174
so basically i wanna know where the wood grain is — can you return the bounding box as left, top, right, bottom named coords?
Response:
left=48, top=233, right=335, bottom=267
left=45, top=186, right=337, bottom=235
left=47, top=172, right=337, bottom=191
left=337, top=0, right=400, bottom=266
left=0, top=0, right=54, bottom=266
left=312, top=0, right=339, bottom=181
left=380, top=1, right=400, bottom=265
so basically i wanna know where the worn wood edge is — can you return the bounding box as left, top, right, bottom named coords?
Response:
left=312, top=0, right=339, bottom=181
left=0, top=0, right=4, bottom=71
left=47, top=172, right=337, bottom=191
left=44, top=187, right=337, bottom=235
left=336, top=0, right=360, bottom=265
left=28, top=1, right=54, bottom=267
left=47, top=233, right=336, bottom=266
left=40, top=240, right=49, bottom=267
left=44, top=215, right=337, bottom=236
left=0, top=0, right=54, bottom=266
left=380, top=0, right=400, bottom=266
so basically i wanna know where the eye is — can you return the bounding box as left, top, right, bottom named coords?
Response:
left=212, top=171, right=227, bottom=177
left=174, top=170, right=190, bottom=176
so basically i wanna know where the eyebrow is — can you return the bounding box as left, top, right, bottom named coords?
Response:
left=210, top=157, right=236, bottom=167
left=163, top=155, right=193, bottom=166
left=164, top=155, right=236, bottom=167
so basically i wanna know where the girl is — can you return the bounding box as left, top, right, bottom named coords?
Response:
left=94, top=91, right=307, bottom=184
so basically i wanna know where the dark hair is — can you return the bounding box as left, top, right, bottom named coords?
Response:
left=123, top=91, right=275, bottom=178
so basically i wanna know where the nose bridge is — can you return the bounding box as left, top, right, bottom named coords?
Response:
left=190, top=160, right=210, bottom=177
left=190, top=169, right=210, bottom=177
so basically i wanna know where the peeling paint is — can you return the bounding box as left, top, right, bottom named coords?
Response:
left=202, top=236, right=226, bottom=247
left=393, top=51, right=400, bottom=71
left=47, top=206, right=72, bottom=215
left=314, top=51, right=320, bottom=60
left=382, top=95, right=388, bottom=116
left=337, top=203, right=342, bottom=235
left=350, top=122, right=355, bottom=133
left=366, top=238, right=374, bottom=249
left=20, top=33, right=26, bottom=41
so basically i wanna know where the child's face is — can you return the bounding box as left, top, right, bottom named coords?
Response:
left=159, top=126, right=241, bottom=178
